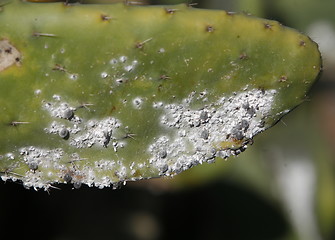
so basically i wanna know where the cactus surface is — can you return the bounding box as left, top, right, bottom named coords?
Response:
left=0, top=0, right=321, bottom=190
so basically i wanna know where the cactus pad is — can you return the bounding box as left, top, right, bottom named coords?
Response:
left=0, top=0, right=321, bottom=190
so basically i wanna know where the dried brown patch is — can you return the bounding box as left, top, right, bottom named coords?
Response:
left=0, top=39, right=21, bottom=72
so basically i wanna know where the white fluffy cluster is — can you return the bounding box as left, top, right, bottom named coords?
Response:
left=149, top=89, right=277, bottom=176
left=1, top=88, right=278, bottom=190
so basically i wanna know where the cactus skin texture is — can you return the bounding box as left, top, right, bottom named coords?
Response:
left=0, top=0, right=321, bottom=190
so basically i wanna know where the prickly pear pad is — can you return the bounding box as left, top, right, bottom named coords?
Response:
left=0, top=0, right=321, bottom=190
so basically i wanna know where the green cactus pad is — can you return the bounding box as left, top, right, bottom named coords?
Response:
left=0, top=0, right=321, bottom=190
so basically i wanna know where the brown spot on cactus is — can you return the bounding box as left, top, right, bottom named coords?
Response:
left=239, top=53, right=248, bottom=60
left=159, top=75, right=170, bottom=80
left=52, top=64, right=67, bottom=72
left=279, top=75, right=288, bottom=83
left=101, top=14, right=112, bottom=21
left=165, top=8, right=177, bottom=14
left=0, top=40, right=21, bottom=72
left=206, top=25, right=215, bottom=32
left=264, top=22, right=273, bottom=30
left=300, top=40, right=307, bottom=47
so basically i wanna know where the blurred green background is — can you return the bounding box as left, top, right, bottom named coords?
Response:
left=1, top=0, right=335, bottom=239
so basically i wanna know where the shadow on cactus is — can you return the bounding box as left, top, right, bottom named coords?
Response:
left=0, top=0, right=321, bottom=190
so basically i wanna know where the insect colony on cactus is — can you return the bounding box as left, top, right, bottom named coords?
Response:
left=0, top=0, right=321, bottom=190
